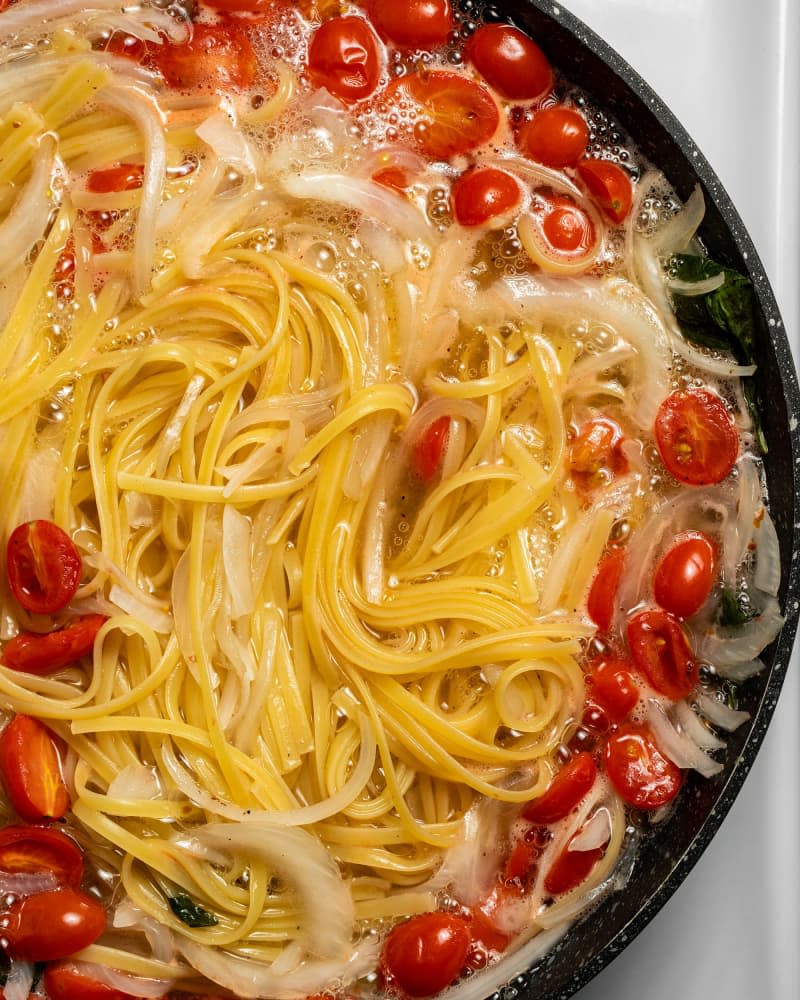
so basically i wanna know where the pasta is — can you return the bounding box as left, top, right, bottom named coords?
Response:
left=0, top=3, right=783, bottom=999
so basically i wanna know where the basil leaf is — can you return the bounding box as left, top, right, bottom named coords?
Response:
left=719, top=586, right=751, bottom=628
left=169, top=893, right=218, bottom=928
left=671, top=252, right=723, bottom=283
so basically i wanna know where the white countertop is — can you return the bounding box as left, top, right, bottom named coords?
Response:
left=559, top=1, right=800, bottom=997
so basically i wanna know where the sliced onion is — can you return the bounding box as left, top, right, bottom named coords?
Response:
left=673, top=700, right=726, bottom=751
left=15, top=445, right=61, bottom=523
left=197, top=110, right=257, bottom=175
left=710, top=656, right=766, bottom=683
left=113, top=898, right=176, bottom=964
left=73, top=961, right=172, bottom=998
left=694, top=690, right=751, bottom=732
left=434, top=798, right=507, bottom=907
left=108, top=584, right=173, bottom=634
left=4, top=961, right=34, bottom=1000
left=700, top=596, right=784, bottom=669
left=646, top=699, right=723, bottom=778
left=667, top=272, right=726, bottom=296
left=0, top=135, right=59, bottom=280
left=653, top=183, right=706, bottom=255
left=222, top=507, right=255, bottom=619
left=0, top=0, right=138, bottom=35
left=155, top=375, right=205, bottom=478
left=0, top=871, right=59, bottom=896
left=107, top=763, right=161, bottom=801
left=753, top=506, right=781, bottom=597
left=568, top=807, right=611, bottom=852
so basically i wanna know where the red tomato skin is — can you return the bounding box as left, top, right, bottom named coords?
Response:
left=0, top=716, right=69, bottom=823
left=502, top=836, right=536, bottom=885
left=6, top=520, right=82, bottom=616
left=44, top=962, right=137, bottom=1000
left=654, top=389, right=738, bottom=486
left=153, top=23, right=257, bottom=91
left=1, top=614, right=108, bottom=676
left=605, top=722, right=684, bottom=810
left=0, top=824, right=83, bottom=888
left=518, top=106, right=589, bottom=168
left=87, top=164, right=144, bottom=194
left=369, top=0, right=453, bottom=50
left=586, top=549, right=625, bottom=632
left=452, top=167, right=521, bottom=227
left=653, top=532, right=717, bottom=619
left=203, top=0, right=275, bottom=12
left=576, top=158, right=633, bottom=224
left=569, top=417, right=628, bottom=494
left=544, top=844, right=604, bottom=895
left=307, top=15, right=382, bottom=103
left=382, top=912, right=471, bottom=997
left=4, top=888, right=107, bottom=961
left=465, top=23, right=552, bottom=101
left=586, top=659, right=639, bottom=723
left=372, top=166, right=410, bottom=192
left=521, top=752, right=597, bottom=824
left=412, top=416, right=451, bottom=484
left=626, top=609, right=698, bottom=700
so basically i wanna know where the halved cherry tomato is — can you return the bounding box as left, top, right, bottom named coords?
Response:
left=544, top=842, right=604, bottom=895
left=605, top=722, right=684, bottom=810
left=654, top=388, right=738, bottom=486
left=518, top=106, right=588, bottom=168
left=0, top=715, right=69, bottom=823
left=586, top=659, right=639, bottom=723
left=626, top=609, right=698, bottom=700
left=307, top=15, right=382, bottom=103
left=522, top=752, right=597, bottom=824
left=87, top=163, right=144, bottom=194
left=519, top=189, right=598, bottom=274
left=502, top=836, right=536, bottom=886
left=152, top=23, right=257, bottom=91
left=372, top=166, right=410, bottom=192
left=451, top=167, right=521, bottom=227
left=569, top=417, right=628, bottom=494
left=412, top=416, right=451, bottom=484
left=0, top=825, right=83, bottom=889
left=465, top=23, right=552, bottom=101
left=387, top=71, right=499, bottom=160
left=44, top=962, right=137, bottom=1000
left=203, top=0, right=277, bottom=12
left=369, top=0, right=453, bottom=50
left=2, top=614, right=107, bottom=677
left=382, top=912, right=471, bottom=997
left=586, top=548, right=625, bottom=633
left=7, top=520, right=82, bottom=615
left=4, top=887, right=107, bottom=961
left=466, top=886, right=513, bottom=955
left=576, top=158, right=633, bottom=224
left=654, top=531, right=717, bottom=619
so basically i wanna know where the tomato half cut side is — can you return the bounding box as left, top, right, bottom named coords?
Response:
left=626, top=609, right=698, bottom=700
left=452, top=167, right=521, bottom=228
left=605, top=722, right=684, bottom=810
left=369, top=0, right=454, bottom=50
left=307, top=15, right=383, bottom=103
left=0, top=824, right=84, bottom=889
left=521, top=752, right=597, bottom=824
left=6, top=520, right=82, bottom=615
left=4, top=887, right=107, bottom=961
left=586, top=548, right=625, bottom=633
left=152, top=23, right=258, bottom=91
left=387, top=71, right=500, bottom=160
left=653, top=531, right=717, bottom=619
left=543, top=843, right=604, bottom=896
left=586, top=658, right=639, bottom=723
left=569, top=417, right=628, bottom=493
left=1, top=614, right=108, bottom=676
left=576, top=158, right=634, bottom=224
left=44, top=962, right=138, bottom=1000
left=412, top=416, right=451, bottom=484
left=87, top=163, right=144, bottom=194
left=518, top=105, right=589, bottom=168
left=381, top=912, right=471, bottom=997
left=0, top=715, right=70, bottom=823
left=654, top=388, right=739, bottom=486
left=465, top=23, right=552, bottom=101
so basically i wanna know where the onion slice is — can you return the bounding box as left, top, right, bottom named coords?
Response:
left=0, top=136, right=59, bottom=280
left=647, top=699, right=723, bottom=778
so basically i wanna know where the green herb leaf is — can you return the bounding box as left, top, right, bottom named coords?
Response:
left=719, top=586, right=751, bottom=628
left=169, top=893, right=218, bottom=928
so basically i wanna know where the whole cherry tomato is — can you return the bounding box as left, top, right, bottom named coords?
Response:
left=654, top=388, right=739, bottom=486
left=6, top=520, right=82, bottom=615
left=626, top=609, right=698, bottom=700
left=1, top=614, right=108, bottom=676
left=44, top=962, right=137, bottom=1000
left=307, top=15, right=382, bottom=103
left=382, top=912, right=471, bottom=997
left=387, top=71, right=499, bottom=160
left=4, top=888, right=107, bottom=961
left=152, top=23, right=258, bottom=91
left=522, top=752, right=597, bottom=824
left=605, top=722, right=684, bottom=810
left=465, top=23, right=552, bottom=101
left=586, top=548, right=625, bottom=633
left=0, top=715, right=69, bottom=823
left=653, top=531, right=717, bottom=619
left=569, top=417, right=628, bottom=494
left=586, top=659, right=639, bottom=723
left=0, top=824, right=83, bottom=889
left=451, top=167, right=521, bottom=227
left=412, top=416, right=451, bottom=484
left=544, top=842, right=604, bottom=895
left=576, top=158, right=633, bottom=224
left=87, top=164, right=144, bottom=194
left=518, top=106, right=588, bottom=168
left=369, top=0, right=453, bottom=50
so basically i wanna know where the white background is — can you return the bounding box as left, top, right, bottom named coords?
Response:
left=560, top=2, right=800, bottom=998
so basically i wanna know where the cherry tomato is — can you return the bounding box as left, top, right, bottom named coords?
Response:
left=369, top=0, right=453, bottom=50
left=44, top=963, right=137, bottom=1000
left=387, top=71, right=500, bottom=160
left=502, top=836, right=536, bottom=886
left=544, top=843, right=604, bottom=895
left=4, top=887, right=107, bottom=961
left=6, top=520, right=82, bottom=615
left=465, top=23, right=552, bottom=101
left=1, top=614, right=107, bottom=676
left=412, top=416, right=451, bottom=484
left=586, top=659, right=639, bottom=723
left=576, top=158, right=633, bottom=224
left=382, top=912, right=471, bottom=997
left=569, top=417, right=628, bottom=494
left=518, top=106, right=588, bottom=168
left=605, top=722, right=684, bottom=810
left=654, top=388, right=738, bottom=486
left=372, top=166, right=410, bottom=192
left=0, top=825, right=83, bottom=889
left=586, top=548, right=625, bottom=633
left=203, top=0, right=276, bottom=12
left=466, top=889, right=512, bottom=955
left=452, top=167, right=521, bottom=227
left=626, top=609, right=698, bottom=700
left=654, top=532, right=717, bottom=619
left=521, top=752, right=597, bottom=824
left=307, top=15, right=382, bottom=103
left=87, top=164, right=144, bottom=194
left=0, top=715, right=69, bottom=823
left=152, top=23, right=257, bottom=91
left=520, top=189, right=598, bottom=274
left=100, top=31, right=149, bottom=63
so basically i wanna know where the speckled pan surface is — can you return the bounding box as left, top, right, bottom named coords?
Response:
left=460, top=2, right=800, bottom=998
